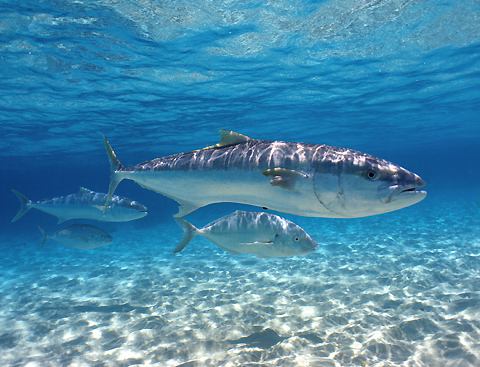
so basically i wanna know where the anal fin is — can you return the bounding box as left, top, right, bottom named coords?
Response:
left=174, top=202, right=200, bottom=217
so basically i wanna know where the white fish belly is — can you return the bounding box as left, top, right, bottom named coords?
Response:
left=122, top=169, right=333, bottom=217
left=54, top=237, right=107, bottom=250
left=203, top=230, right=275, bottom=245
left=202, top=232, right=290, bottom=257
left=32, top=204, right=105, bottom=221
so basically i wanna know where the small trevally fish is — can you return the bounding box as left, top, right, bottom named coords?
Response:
left=103, top=130, right=426, bottom=218
left=11, top=187, right=147, bottom=224
left=37, top=224, right=113, bottom=250
left=174, top=211, right=319, bottom=258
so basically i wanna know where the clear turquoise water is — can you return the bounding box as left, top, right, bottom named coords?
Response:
left=1, top=0, right=480, bottom=366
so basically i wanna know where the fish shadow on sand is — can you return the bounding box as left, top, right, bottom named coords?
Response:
left=197, top=328, right=287, bottom=357
left=0, top=332, right=18, bottom=349
left=203, top=328, right=324, bottom=352
left=198, top=327, right=327, bottom=357
left=225, top=328, right=324, bottom=349
left=176, top=329, right=325, bottom=367
left=227, top=328, right=286, bottom=349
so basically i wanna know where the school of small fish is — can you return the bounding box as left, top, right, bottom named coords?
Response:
left=12, top=130, right=427, bottom=256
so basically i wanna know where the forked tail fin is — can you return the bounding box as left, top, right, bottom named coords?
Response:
left=103, top=136, right=125, bottom=212
left=36, top=225, right=49, bottom=250
left=173, top=217, right=199, bottom=253
left=11, top=189, right=31, bottom=222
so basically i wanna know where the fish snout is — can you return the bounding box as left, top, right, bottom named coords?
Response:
left=399, top=168, right=426, bottom=188
left=130, top=202, right=148, bottom=216
left=131, top=201, right=147, bottom=211
left=378, top=168, right=427, bottom=204
left=414, top=174, right=426, bottom=189
left=396, top=169, right=427, bottom=196
left=302, top=239, right=319, bottom=254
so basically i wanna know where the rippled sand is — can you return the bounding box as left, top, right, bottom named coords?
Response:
left=1, top=194, right=479, bottom=366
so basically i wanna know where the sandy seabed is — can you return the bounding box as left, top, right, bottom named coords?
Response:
left=1, top=194, right=480, bottom=367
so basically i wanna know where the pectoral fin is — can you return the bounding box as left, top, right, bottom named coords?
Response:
left=92, top=205, right=106, bottom=212
left=261, top=168, right=309, bottom=190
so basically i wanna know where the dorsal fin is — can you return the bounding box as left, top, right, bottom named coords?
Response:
left=203, top=130, right=251, bottom=150
left=78, top=187, right=93, bottom=194
left=156, top=130, right=252, bottom=166
left=217, top=130, right=250, bottom=147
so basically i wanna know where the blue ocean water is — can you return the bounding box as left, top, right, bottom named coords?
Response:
left=1, top=0, right=480, bottom=366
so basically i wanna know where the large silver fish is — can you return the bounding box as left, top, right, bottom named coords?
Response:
left=174, top=211, right=319, bottom=257
left=36, top=224, right=113, bottom=250
left=12, top=187, right=147, bottom=223
left=103, top=130, right=426, bottom=218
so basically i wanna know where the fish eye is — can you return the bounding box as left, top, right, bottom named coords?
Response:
left=294, top=236, right=300, bottom=242
left=367, top=169, right=380, bottom=181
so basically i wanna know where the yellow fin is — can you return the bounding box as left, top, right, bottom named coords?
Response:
left=218, top=130, right=250, bottom=146
left=262, top=168, right=309, bottom=190
left=92, top=205, right=106, bottom=211
left=204, top=130, right=251, bottom=150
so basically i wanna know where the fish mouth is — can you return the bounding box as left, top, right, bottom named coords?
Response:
left=305, top=242, right=320, bottom=253
left=385, top=185, right=427, bottom=204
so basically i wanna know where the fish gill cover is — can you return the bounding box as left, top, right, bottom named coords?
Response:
left=1, top=0, right=480, bottom=366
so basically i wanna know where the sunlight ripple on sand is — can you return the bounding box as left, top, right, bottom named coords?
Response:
left=1, top=197, right=480, bottom=366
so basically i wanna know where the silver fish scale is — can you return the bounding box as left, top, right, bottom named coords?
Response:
left=38, top=191, right=132, bottom=207
left=205, top=211, right=293, bottom=233
left=122, top=140, right=366, bottom=173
